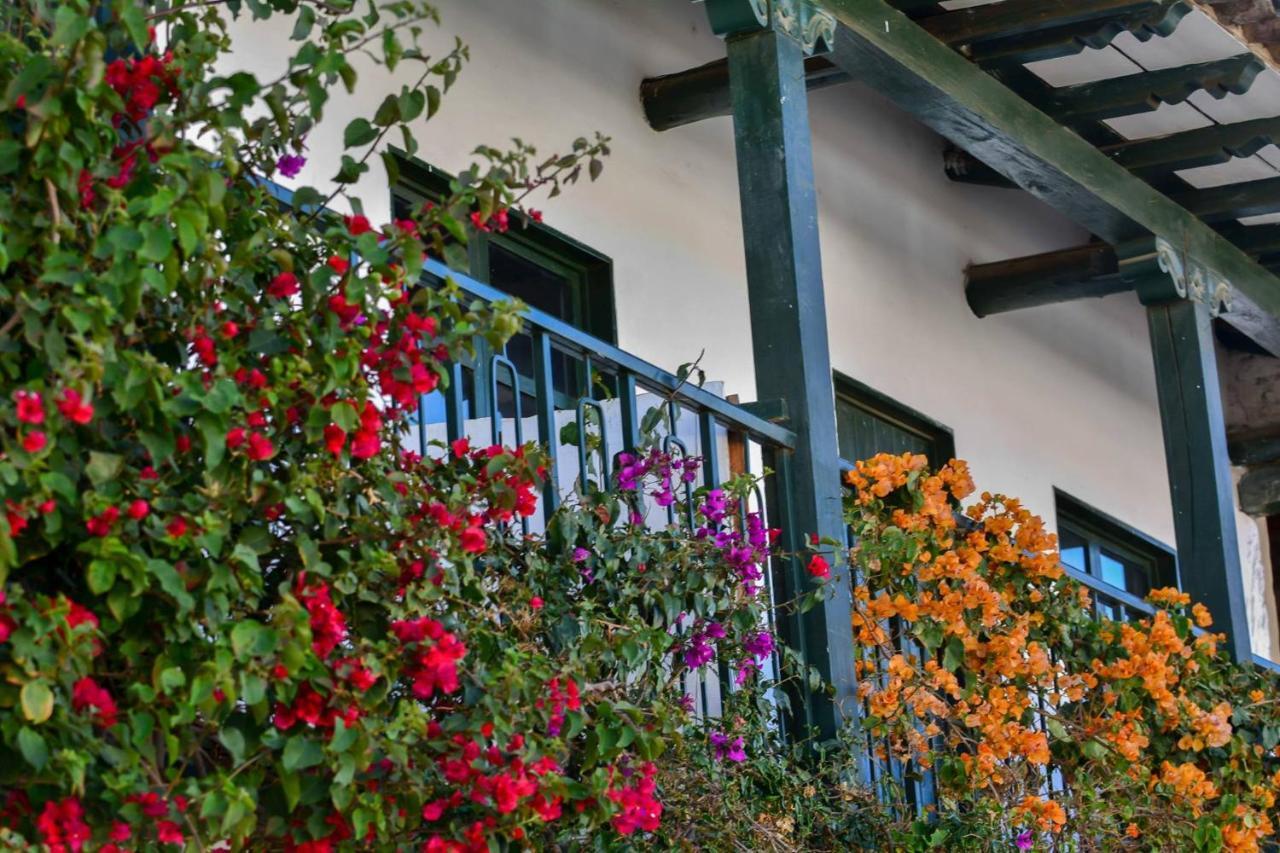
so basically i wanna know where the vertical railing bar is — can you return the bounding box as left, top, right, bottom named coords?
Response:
left=619, top=369, right=641, bottom=453
left=416, top=393, right=430, bottom=458
left=577, top=398, right=610, bottom=494
left=488, top=352, right=525, bottom=448
left=699, top=410, right=720, bottom=490
left=532, top=329, right=560, bottom=517
left=444, top=361, right=465, bottom=444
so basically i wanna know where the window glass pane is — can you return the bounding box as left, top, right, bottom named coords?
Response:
left=1098, top=552, right=1128, bottom=590
left=1101, top=547, right=1150, bottom=596
left=488, top=243, right=575, bottom=322
left=1058, top=528, right=1088, bottom=574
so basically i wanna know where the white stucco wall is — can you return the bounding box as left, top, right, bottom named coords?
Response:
left=221, top=0, right=1275, bottom=654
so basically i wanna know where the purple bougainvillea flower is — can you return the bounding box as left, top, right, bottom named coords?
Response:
left=1015, top=831, right=1033, bottom=851
left=276, top=153, right=306, bottom=178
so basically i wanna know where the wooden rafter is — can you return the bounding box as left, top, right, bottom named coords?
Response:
left=1173, top=176, right=1280, bottom=223
left=820, top=0, right=1280, bottom=353
left=1033, top=54, right=1264, bottom=124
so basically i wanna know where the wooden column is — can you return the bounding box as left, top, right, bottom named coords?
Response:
left=713, top=3, right=857, bottom=739
left=1139, top=260, right=1253, bottom=661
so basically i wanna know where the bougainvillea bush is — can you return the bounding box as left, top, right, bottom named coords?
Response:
left=847, top=453, right=1280, bottom=852
left=0, top=0, right=839, bottom=850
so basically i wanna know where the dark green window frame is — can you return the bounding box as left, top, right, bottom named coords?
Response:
left=833, top=373, right=955, bottom=469
left=389, top=154, right=616, bottom=343
left=1055, top=490, right=1179, bottom=620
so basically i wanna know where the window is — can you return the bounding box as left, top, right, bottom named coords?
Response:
left=390, top=154, right=615, bottom=425
left=1055, top=491, right=1178, bottom=621
left=834, top=374, right=955, bottom=469
left=389, top=155, right=615, bottom=342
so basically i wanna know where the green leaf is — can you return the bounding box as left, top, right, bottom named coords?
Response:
left=52, top=6, right=93, bottom=47
left=17, top=727, right=48, bottom=769
left=85, top=451, right=124, bottom=486
left=121, top=3, right=149, bottom=48
left=138, top=222, right=174, bottom=263
left=942, top=635, right=965, bottom=672
left=20, top=681, right=54, bottom=724
left=0, top=141, right=21, bottom=176
left=159, top=666, right=186, bottom=693
left=230, top=620, right=277, bottom=660
left=343, top=118, right=377, bottom=148
left=218, top=727, right=246, bottom=764
left=282, top=736, right=324, bottom=771
left=86, top=560, right=117, bottom=595
left=148, top=560, right=194, bottom=613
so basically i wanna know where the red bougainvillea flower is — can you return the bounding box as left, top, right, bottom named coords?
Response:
left=156, top=820, right=184, bottom=846
left=323, top=424, right=346, bottom=456
left=607, top=762, right=662, bottom=836
left=530, top=597, right=544, bottom=610
left=225, top=427, right=246, bottom=451
left=297, top=576, right=347, bottom=659
left=165, top=517, right=188, bottom=538
left=390, top=617, right=466, bottom=699
left=459, top=525, right=486, bottom=554
left=71, top=676, right=119, bottom=728
left=807, top=553, right=831, bottom=580
left=327, top=255, right=350, bottom=275
left=22, top=431, right=46, bottom=453
left=246, top=431, right=275, bottom=461
left=126, top=499, right=149, bottom=521
left=85, top=506, right=120, bottom=537
left=55, top=389, right=95, bottom=425
left=14, top=389, right=44, bottom=424
left=267, top=271, right=300, bottom=299
left=36, top=797, right=91, bottom=853
left=344, top=214, right=372, bottom=236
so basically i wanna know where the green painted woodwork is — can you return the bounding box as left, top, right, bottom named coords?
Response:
left=1219, top=224, right=1280, bottom=257
left=1239, top=464, right=1280, bottom=516
left=918, top=0, right=1157, bottom=47
left=964, top=1, right=1190, bottom=67
left=1107, top=117, right=1280, bottom=176
left=964, top=242, right=1145, bottom=316
left=706, top=0, right=837, bottom=53
left=641, top=55, right=846, bottom=132
left=724, top=23, right=856, bottom=740
left=818, top=0, right=1280, bottom=353
left=1173, top=176, right=1280, bottom=224
left=1033, top=54, right=1263, bottom=125
left=1143, top=292, right=1253, bottom=661
left=1228, top=430, right=1280, bottom=466
left=833, top=374, right=955, bottom=467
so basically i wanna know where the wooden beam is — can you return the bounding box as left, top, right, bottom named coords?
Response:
left=965, top=1, right=1191, bottom=67
left=1106, top=116, right=1280, bottom=175
left=640, top=55, right=846, bottom=131
left=965, top=243, right=1138, bottom=316
left=1219, top=223, right=1280, bottom=256
left=723, top=23, right=856, bottom=740
left=1037, top=54, right=1265, bottom=125
left=1145, top=294, right=1254, bottom=661
left=1173, top=176, right=1280, bottom=223
left=819, top=0, right=1280, bottom=354
left=1239, top=464, right=1280, bottom=515
left=1228, top=430, right=1280, bottom=466
left=918, top=0, right=1158, bottom=46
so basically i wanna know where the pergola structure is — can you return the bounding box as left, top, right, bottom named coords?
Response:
left=643, top=0, right=1280, bottom=739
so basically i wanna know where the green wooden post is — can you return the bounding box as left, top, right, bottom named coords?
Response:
left=706, top=0, right=856, bottom=741
left=1138, top=243, right=1252, bottom=662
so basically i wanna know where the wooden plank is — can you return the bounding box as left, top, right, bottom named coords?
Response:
left=1172, top=175, right=1280, bottom=223
left=965, top=1, right=1191, bottom=67
left=641, top=55, right=846, bottom=132
left=1037, top=54, right=1264, bottom=124
left=918, top=0, right=1157, bottom=46
left=1145, top=295, right=1254, bottom=661
left=820, top=0, right=1280, bottom=354
left=965, top=243, right=1139, bottom=316
left=1239, top=463, right=1280, bottom=515
left=1106, top=116, right=1280, bottom=175
left=1228, top=430, right=1280, bottom=466
left=725, top=24, right=856, bottom=740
